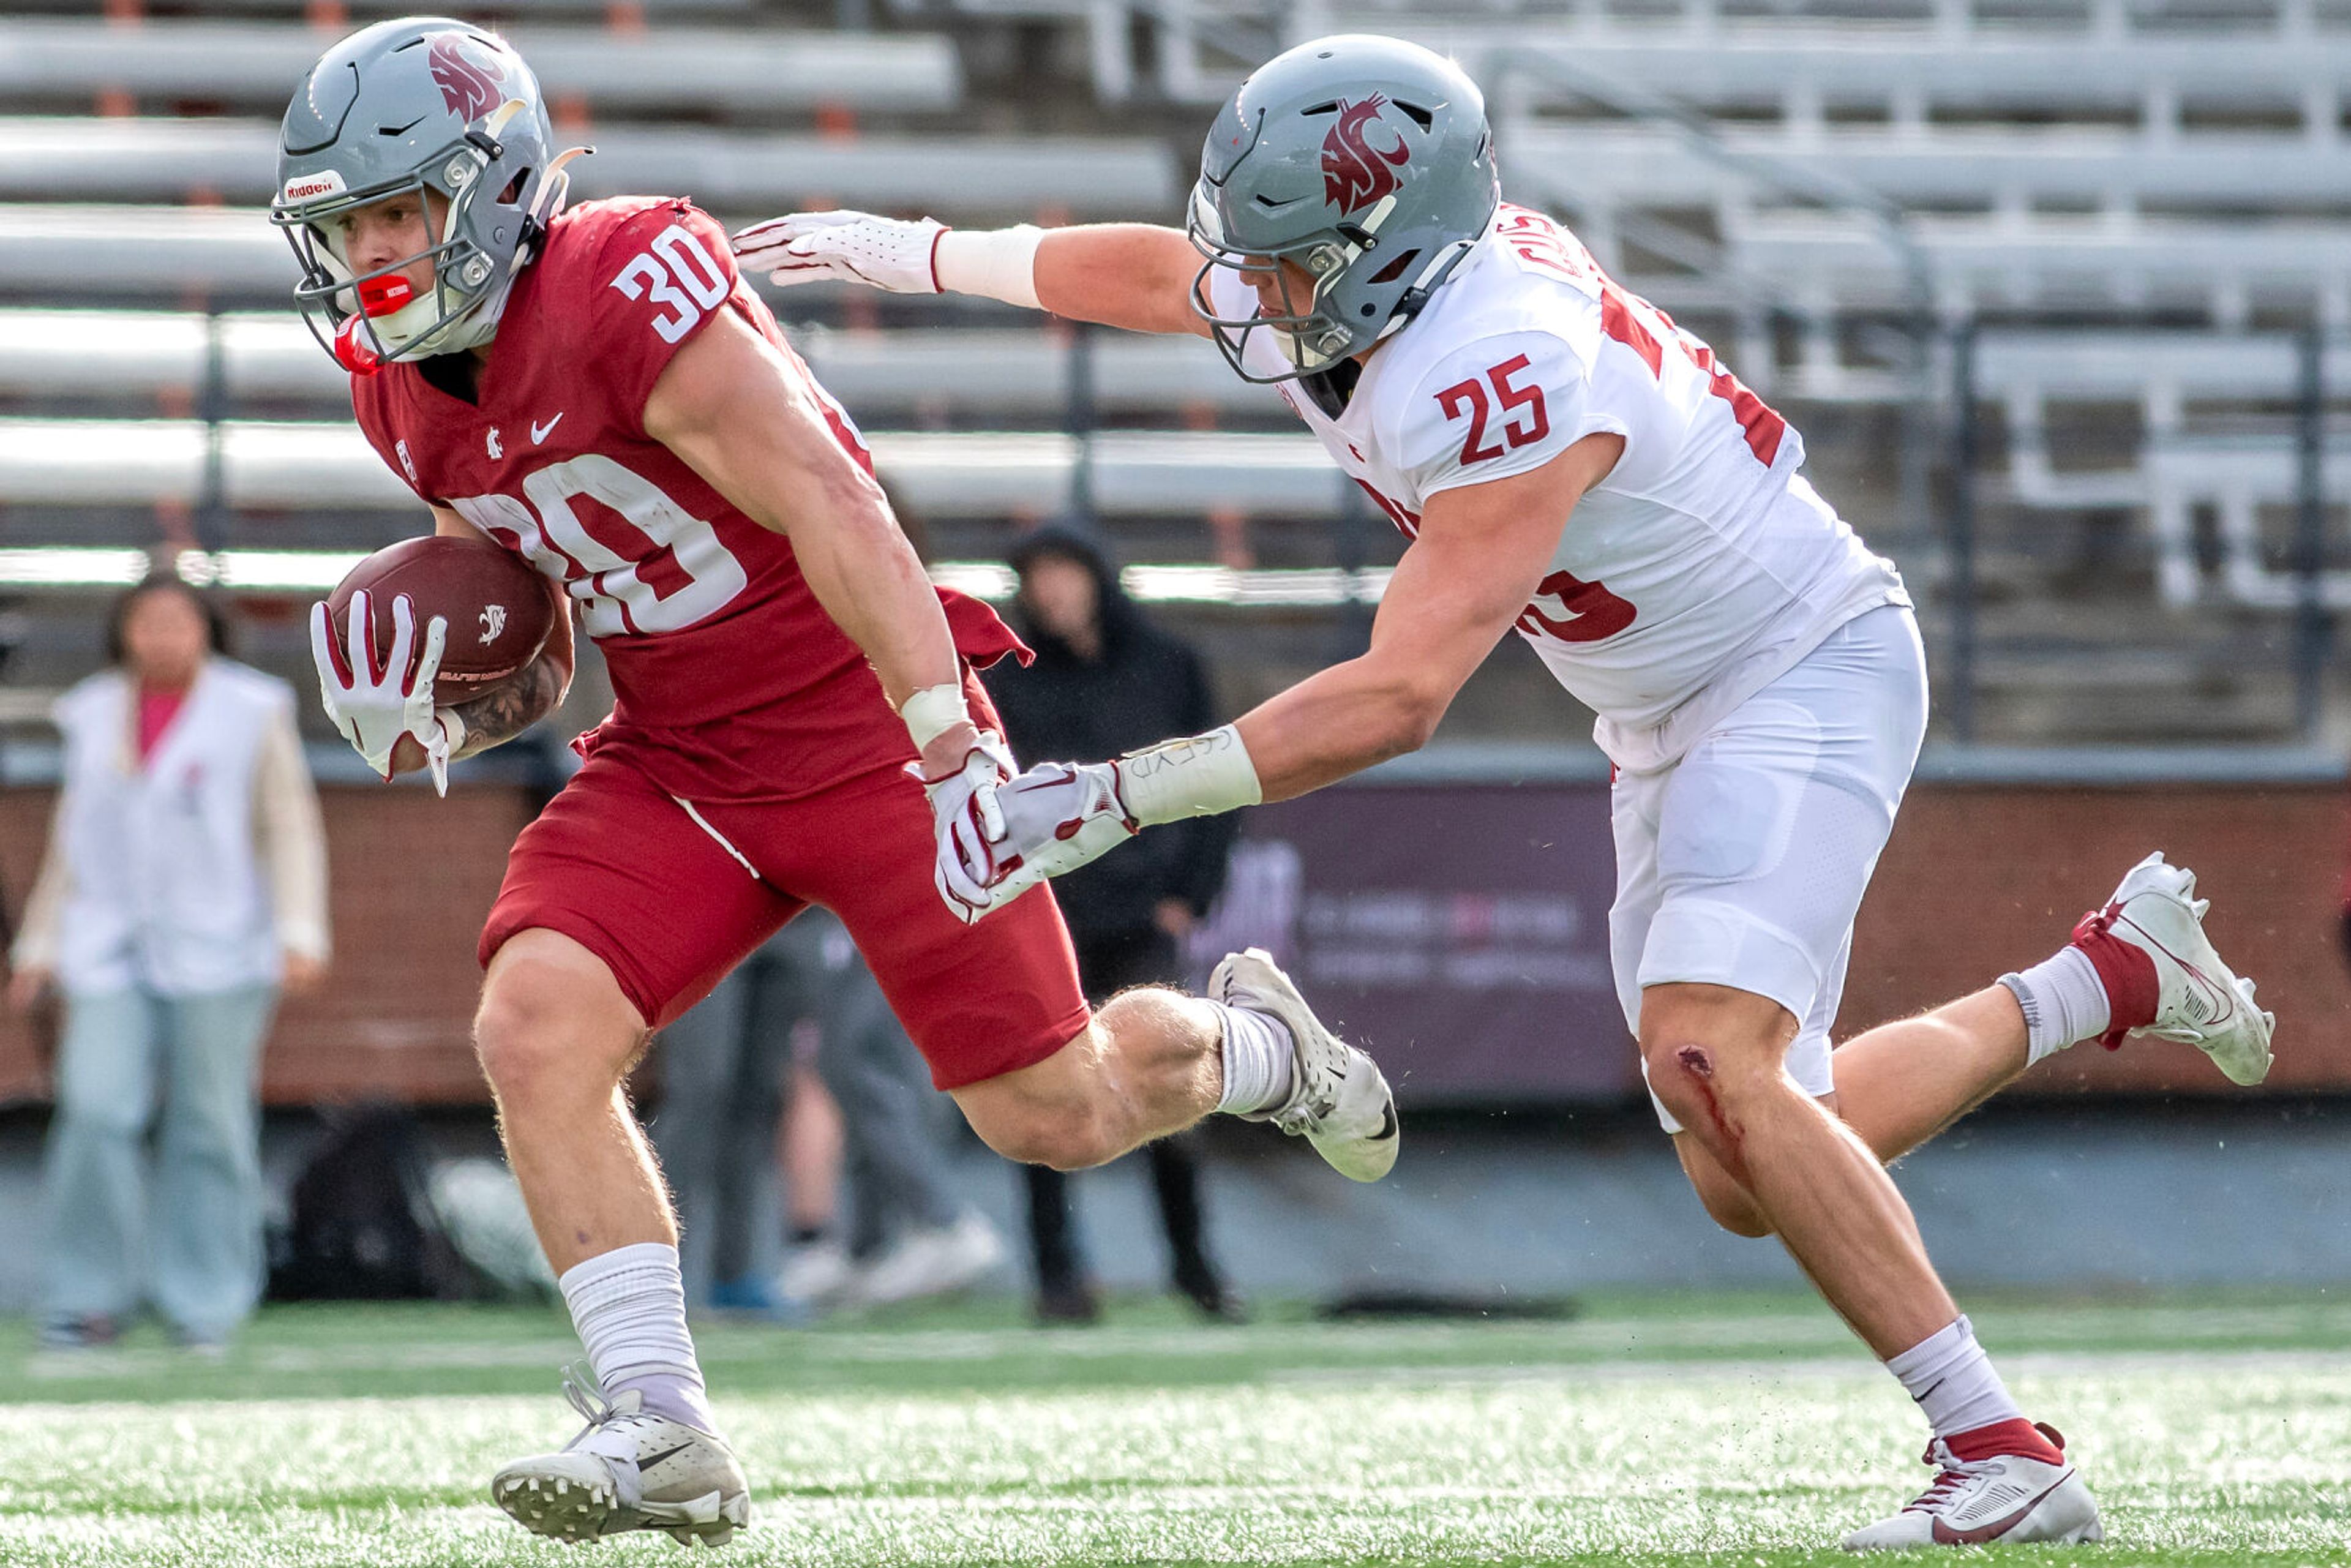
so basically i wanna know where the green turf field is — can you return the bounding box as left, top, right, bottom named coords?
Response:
left=4, top=1290, right=2346, bottom=1566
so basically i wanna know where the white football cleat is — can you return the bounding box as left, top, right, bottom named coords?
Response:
left=1842, top=1424, right=2102, bottom=1551
left=491, top=1368, right=751, bottom=1547
left=2075, top=851, right=2274, bottom=1086
left=1213, top=947, right=1398, bottom=1182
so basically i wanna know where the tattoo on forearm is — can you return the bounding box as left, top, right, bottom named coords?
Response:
left=448, top=657, right=564, bottom=759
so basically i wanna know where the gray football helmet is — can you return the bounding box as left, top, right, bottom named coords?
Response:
left=1190, top=34, right=1499, bottom=382
left=271, top=17, right=587, bottom=372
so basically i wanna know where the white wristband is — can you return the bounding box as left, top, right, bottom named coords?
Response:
left=898, top=683, right=969, bottom=750
left=1114, top=725, right=1262, bottom=825
left=932, top=225, right=1044, bottom=309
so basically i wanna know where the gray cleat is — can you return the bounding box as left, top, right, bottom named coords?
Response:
left=490, top=1367, right=750, bottom=1548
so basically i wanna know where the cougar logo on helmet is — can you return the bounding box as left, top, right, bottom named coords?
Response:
left=1321, top=96, right=1411, bottom=216
left=427, top=32, right=506, bottom=124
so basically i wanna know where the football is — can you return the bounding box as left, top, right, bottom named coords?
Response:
left=324, top=533, right=555, bottom=707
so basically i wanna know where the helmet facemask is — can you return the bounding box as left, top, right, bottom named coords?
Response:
left=274, top=100, right=579, bottom=374
left=1188, top=183, right=1401, bottom=384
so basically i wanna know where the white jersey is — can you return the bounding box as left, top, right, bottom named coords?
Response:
left=1212, top=204, right=1908, bottom=771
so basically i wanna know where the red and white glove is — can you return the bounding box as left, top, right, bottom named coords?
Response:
left=912, top=730, right=1020, bottom=924
left=309, top=589, right=465, bottom=796
left=940, top=759, right=1138, bottom=922
left=732, top=209, right=946, bottom=293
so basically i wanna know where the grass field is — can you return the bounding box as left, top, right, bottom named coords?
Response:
left=4, top=1290, right=2347, bottom=1566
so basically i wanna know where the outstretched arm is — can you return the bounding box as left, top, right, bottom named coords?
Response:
left=1032, top=225, right=1210, bottom=337
left=732, top=210, right=1207, bottom=337
left=1234, top=435, right=1622, bottom=799
left=953, top=433, right=1624, bottom=914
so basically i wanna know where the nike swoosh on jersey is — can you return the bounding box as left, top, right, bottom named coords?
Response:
left=531, top=413, right=564, bottom=443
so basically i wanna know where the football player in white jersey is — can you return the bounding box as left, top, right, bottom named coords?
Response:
left=736, top=34, right=2275, bottom=1551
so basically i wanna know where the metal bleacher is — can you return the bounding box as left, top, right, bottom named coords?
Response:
left=2, top=0, right=2347, bottom=744
left=0, top=17, right=959, bottom=113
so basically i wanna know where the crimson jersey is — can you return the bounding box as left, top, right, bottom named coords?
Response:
left=351, top=196, right=1018, bottom=801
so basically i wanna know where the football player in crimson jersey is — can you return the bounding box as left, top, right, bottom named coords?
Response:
left=272, top=17, right=1398, bottom=1548
left=742, top=32, right=2279, bottom=1551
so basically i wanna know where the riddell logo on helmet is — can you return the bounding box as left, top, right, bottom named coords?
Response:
left=280, top=171, right=347, bottom=204
left=1321, top=95, right=1411, bottom=216
left=428, top=32, right=507, bottom=123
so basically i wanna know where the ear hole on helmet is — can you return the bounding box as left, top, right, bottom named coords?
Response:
left=1393, top=101, right=1434, bottom=130
left=1368, top=247, right=1422, bottom=285
left=498, top=167, right=530, bottom=204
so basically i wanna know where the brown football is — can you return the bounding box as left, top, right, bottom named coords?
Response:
left=325, top=533, right=555, bottom=707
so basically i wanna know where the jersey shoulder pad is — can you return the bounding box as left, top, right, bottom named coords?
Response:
left=558, top=198, right=745, bottom=423
left=1385, top=327, right=1617, bottom=501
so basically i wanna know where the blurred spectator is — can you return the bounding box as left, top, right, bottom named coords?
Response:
left=653, top=909, right=1003, bottom=1319
left=7, top=573, right=328, bottom=1351
left=983, top=526, right=1242, bottom=1324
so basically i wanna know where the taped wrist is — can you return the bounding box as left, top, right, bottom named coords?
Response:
left=1115, top=726, right=1262, bottom=826
left=898, top=683, right=969, bottom=751
left=931, top=225, right=1044, bottom=309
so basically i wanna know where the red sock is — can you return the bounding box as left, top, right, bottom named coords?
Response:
left=2069, top=905, right=2159, bottom=1048
left=1948, top=1417, right=2064, bottom=1466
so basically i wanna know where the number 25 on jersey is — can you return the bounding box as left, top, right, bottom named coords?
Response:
left=1428, top=353, right=1637, bottom=645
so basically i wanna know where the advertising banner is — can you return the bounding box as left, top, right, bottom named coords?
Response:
left=1187, top=782, right=1641, bottom=1106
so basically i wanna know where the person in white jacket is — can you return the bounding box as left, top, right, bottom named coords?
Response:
left=7, top=573, right=329, bottom=1350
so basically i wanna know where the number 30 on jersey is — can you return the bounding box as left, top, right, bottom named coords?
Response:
left=610, top=223, right=732, bottom=345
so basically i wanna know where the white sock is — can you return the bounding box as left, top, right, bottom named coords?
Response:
left=1212, top=1000, right=1295, bottom=1114
left=1885, top=1315, right=2025, bottom=1439
left=1998, top=947, right=2111, bottom=1065
left=558, top=1241, right=716, bottom=1434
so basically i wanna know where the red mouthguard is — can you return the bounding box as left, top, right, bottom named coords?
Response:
left=356, top=272, right=415, bottom=318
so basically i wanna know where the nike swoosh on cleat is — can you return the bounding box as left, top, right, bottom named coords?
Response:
left=1374, top=1105, right=1398, bottom=1141
left=1930, top=1473, right=2072, bottom=1545
left=638, top=1443, right=696, bottom=1472
left=2115, top=915, right=2237, bottom=1029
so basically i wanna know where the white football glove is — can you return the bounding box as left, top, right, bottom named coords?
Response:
left=731, top=209, right=945, bottom=293
left=309, top=589, right=465, bottom=797
left=911, top=730, right=1019, bottom=925
left=942, top=759, right=1139, bottom=923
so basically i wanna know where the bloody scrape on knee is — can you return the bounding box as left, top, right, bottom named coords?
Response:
left=1671, top=1043, right=1752, bottom=1187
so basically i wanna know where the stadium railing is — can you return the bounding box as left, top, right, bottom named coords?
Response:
left=0, top=18, right=962, bottom=116
left=0, top=120, right=1178, bottom=217
left=0, top=416, right=1351, bottom=521
left=1065, top=0, right=2351, bottom=105
left=0, top=310, right=1264, bottom=419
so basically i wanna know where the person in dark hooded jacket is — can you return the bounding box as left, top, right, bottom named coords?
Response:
left=982, top=525, right=1242, bottom=1322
